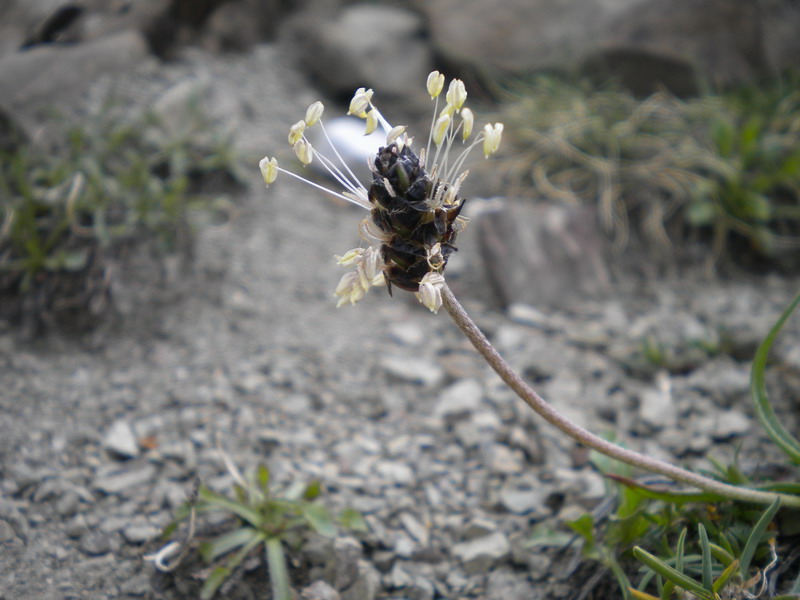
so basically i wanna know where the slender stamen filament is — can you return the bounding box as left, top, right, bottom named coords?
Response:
left=276, top=167, right=369, bottom=209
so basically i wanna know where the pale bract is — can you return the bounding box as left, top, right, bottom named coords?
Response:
left=259, top=72, right=503, bottom=313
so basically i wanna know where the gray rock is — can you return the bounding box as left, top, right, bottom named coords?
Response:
left=79, top=531, right=114, bottom=556
left=0, top=30, right=149, bottom=117
left=103, top=420, right=140, bottom=459
left=638, top=383, right=677, bottom=430
left=381, top=355, right=445, bottom=388
left=498, top=485, right=550, bottom=517
left=0, top=498, right=29, bottom=541
left=0, top=519, right=16, bottom=543
left=302, top=580, right=342, bottom=600
left=461, top=518, right=497, bottom=541
left=122, top=522, right=160, bottom=545
left=422, top=0, right=783, bottom=94
left=399, top=512, right=429, bottom=547
left=331, top=537, right=362, bottom=591
left=475, top=200, right=610, bottom=308
left=485, top=443, right=525, bottom=475
left=452, top=531, right=511, bottom=574
left=708, top=410, right=752, bottom=440
left=94, top=465, right=157, bottom=495
left=340, top=560, right=381, bottom=600
left=434, top=379, right=483, bottom=419
left=376, top=461, right=415, bottom=486
left=297, top=5, right=432, bottom=101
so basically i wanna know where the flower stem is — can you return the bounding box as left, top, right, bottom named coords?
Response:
left=441, top=284, right=800, bottom=509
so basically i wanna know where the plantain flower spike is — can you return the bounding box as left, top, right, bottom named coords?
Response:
left=260, top=71, right=503, bottom=311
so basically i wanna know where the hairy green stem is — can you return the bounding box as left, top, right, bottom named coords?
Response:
left=441, top=284, right=800, bottom=509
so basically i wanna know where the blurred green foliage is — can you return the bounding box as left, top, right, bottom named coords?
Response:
left=0, top=99, right=244, bottom=330
left=498, top=76, right=800, bottom=270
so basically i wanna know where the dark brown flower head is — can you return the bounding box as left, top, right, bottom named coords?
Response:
left=259, top=72, right=503, bottom=313
left=368, top=142, right=463, bottom=293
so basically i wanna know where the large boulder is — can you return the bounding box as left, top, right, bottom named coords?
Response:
left=418, top=0, right=798, bottom=95
left=292, top=4, right=433, bottom=103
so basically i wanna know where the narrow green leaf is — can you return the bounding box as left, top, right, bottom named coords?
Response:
left=708, top=543, right=735, bottom=567
left=303, top=502, right=337, bottom=538
left=740, top=497, right=780, bottom=580
left=712, top=559, right=739, bottom=594
left=675, top=527, right=687, bottom=574
left=200, top=566, right=231, bottom=600
left=257, top=464, right=270, bottom=493
left=200, top=527, right=260, bottom=563
left=198, top=485, right=261, bottom=527
left=751, top=292, right=800, bottom=464
left=266, top=537, right=292, bottom=600
left=633, top=547, right=714, bottom=600
left=605, top=474, right=726, bottom=504
left=698, top=523, right=713, bottom=592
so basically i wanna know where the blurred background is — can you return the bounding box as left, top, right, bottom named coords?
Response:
left=2, top=2, right=800, bottom=599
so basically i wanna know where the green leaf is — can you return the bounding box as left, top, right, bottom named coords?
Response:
left=740, top=497, right=780, bottom=580
left=566, top=513, right=595, bottom=547
left=605, top=474, right=726, bottom=505
left=686, top=201, right=716, bottom=226
left=303, top=480, right=322, bottom=500
left=266, top=537, right=292, bottom=600
left=339, top=508, right=369, bottom=533
left=200, top=566, right=231, bottom=600
left=257, top=464, right=270, bottom=493
left=199, top=527, right=260, bottom=563
left=302, top=502, right=337, bottom=538
left=633, top=547, right=715, bottom=600
left=751, top=292, right=800, bottom=464
left=698, top=523, right=713, bottom=592
left=712, top=559, right=739, bottom=595
left=198, top=485, right=262, bottom=527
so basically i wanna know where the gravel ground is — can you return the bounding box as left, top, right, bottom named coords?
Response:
left=1, top=42, right=799, bottom=600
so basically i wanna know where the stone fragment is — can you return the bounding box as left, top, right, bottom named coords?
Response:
left=94, top=465, right=157, bottom=495
left=103, top=419, right=140, bottom=459
left=434, top=379, right=483, bottom=419
left=498, top=485, right=550, bottom=517
left=381, top=355, right=445, bottom=387
left=122, top=523, right=160, bottom=545
left=302, top=580, right=341, bottom=600
left=399, top=512, right=429, bottom=546
left=332, top=537, right=362, bottom=591
left=340, top=560, right=381, bottom=600
left=452, top=532, right=511, bottom=574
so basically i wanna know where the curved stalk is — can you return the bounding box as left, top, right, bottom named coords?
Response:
left=441, top=284, right=800, bottom=509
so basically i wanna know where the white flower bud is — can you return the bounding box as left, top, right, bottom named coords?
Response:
left=347, top=88, right=373, bottom=118
left=304, top=101, right=324, bottom=126
left=336, top=248, right=364, bottom=266
left=426, top=71, right=445, bottom=99
left=445, top=79, right=467, bottom=111
left=432, top=113, right=451, bottom=147
left=259, top=156, right=278, bottom=185
left=482, top=122, right=504, bottom=157
left=460, top=108, right=474, bottom=141
left=293, top=139, right=314, bottom=165
left=415, top=271, right=445, bottom=313
left=288, top=120, right=306, bottom=145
